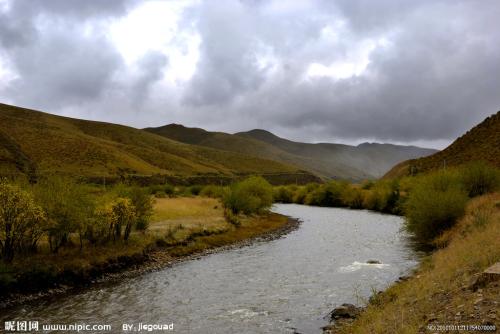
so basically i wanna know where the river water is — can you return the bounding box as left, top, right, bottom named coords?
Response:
left=2, top=204, right=419, bottom=333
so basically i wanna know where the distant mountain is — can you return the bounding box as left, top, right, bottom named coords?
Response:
left=384, top=111, right=500, bottom=178
left=146, top=124, right=436, bottom=180
left=0, top=103, right=317, bottom=184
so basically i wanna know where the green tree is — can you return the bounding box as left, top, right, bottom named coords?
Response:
left=33, top=177, right=95, bottom=253
left=127, top=187, right=153, bottom=231
left=110, top=198, right=136, bottom=241
left=223, top=176, right=273, bottom=215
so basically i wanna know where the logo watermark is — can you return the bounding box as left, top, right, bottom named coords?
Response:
left=122, top=323, right=174, bottom=332
left=4, top=321, right=111, bottom=332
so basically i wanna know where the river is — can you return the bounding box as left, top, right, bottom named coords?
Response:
left=2, top=204, right=419, bottom=333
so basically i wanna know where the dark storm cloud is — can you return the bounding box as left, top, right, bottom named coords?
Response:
left=183, top=0, right=267, bottom=106
left=180, top=0, right=500, bottom=143
left=4, top=25, right=122, bottom=108
left=1, top=0, right=499, bottom=147
left=131, top=51, right=169, bottom=106
left=0, top=0, right=138, bottom=109
left=0, top=0, right=134, bottom=48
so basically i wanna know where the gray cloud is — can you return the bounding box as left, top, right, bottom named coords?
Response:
left=180, top=0, right=500, bottom=144
left=5, top=26, right=122, bottom=109
left=131, top=51, right=169, bottom=106
left=0, top=0, right=499, bottom=148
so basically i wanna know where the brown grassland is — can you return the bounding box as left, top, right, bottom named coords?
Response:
left=384, top=111, right=500, bottom=179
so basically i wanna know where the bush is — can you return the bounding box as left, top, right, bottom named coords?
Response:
left=109, top=198, right=136, bottom=241
left=405, top=171, right=468, bottom=244
left=273, top=186, right=293, bottom=203
left=292, top=186, right=309, bottom=204
left=306, top=181, right=346, bottom=207
left=362, top=181, right=400, bottom=213
left=200, top=185, right=225, bottom=198
left=361, top=180, right=375, bottom=190
left=341, top=187, right=364, bottom=209
left=188, top=185, right=203, bottom=196
left=154, top=191, right=167, bottom=198
left=33, top=177, right=94, bottom=253
left=459, top=161, right=499, bottom=197
left=127, top=187, right=153, bottom=232
left=222, top=176, right=273, bottom=215
left=149, top=184, right=175, bottom=197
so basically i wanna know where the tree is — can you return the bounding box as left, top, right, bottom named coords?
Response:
left=33, top=177, right=95, bottom=253
left=222, top=176, right=273, bottom=215
left=127, top=187, right=153, bottom=231
left=0, top=180, right=46, bottom=262
left=110, top=198, right=136, bottom=241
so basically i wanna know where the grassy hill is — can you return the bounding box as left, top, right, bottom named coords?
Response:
left=384, top=111, right=500, bottom=178
left=0, top=103, right=317, bottom=184
left=146, top=124, right=436, bottom=181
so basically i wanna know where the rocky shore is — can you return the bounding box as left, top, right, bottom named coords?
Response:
left=0, top=216, right=300, bottom=309
left=323, top=263, right=500, bottom=333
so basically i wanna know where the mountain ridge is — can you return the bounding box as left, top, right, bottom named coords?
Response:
left=0, top=103, right=318, bottom=184
left=146, top=123, right=437, bottom=180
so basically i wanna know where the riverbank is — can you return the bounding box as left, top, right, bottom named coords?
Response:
left=324, top=193, right=500, bottom=333
left=0, top=197, right=298, bottom=309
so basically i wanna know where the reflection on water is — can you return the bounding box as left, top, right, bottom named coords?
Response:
left=2, top=204, right=419, bottom=333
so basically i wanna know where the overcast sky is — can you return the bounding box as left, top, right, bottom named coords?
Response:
left=0, top=0, right=499, bottom=149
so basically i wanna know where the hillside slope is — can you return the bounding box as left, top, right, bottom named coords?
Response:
left=146, top=125, right=436, bottom=181
left=384, top=111, right=500, bottom=178
left=145, top=124, right=368, bottom=180
left=0, top=103, right=315, bottom=183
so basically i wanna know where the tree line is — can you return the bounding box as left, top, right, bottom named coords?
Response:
left=0, top=177, right=153, bottom=263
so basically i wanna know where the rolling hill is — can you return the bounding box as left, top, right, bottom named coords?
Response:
left=0, top=103, right=318, bottom=184
left=384, top=111, right=500, bottom=178
left=145, top=124, right=436, bottom=180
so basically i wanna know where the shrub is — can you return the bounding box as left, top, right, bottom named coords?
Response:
left=361, top=180, right=375, bottom=190
left=273, top=186, right=293, bottom=203
left=459, top=161, right=499, bottom=197
left=127, top=187, right=153, bottom=232
left=109, top=198, right=136, bottom=241
left=200, top=185, right=225, bottom=198
left=164, top=184, right=175, bottom=197
left=405, top=171, right=468, bottom=244
left=341, top=187, right=365, bottom=209
left=188, top=185, right=203, bottom=196
left=84, top=207, right=111, bottom=245
left=149, top=184, right=175, bottom=197
left=154, top=191, right=167, bottom=198
left=222, top=176, right=273, bottom=215
left=33, top=177, right=94, bottom=253
left=307, top=182, right=346, bottom=207
left=363, top=181, right=400, bottom=213
left=292, top=186, right=309, bottom=204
